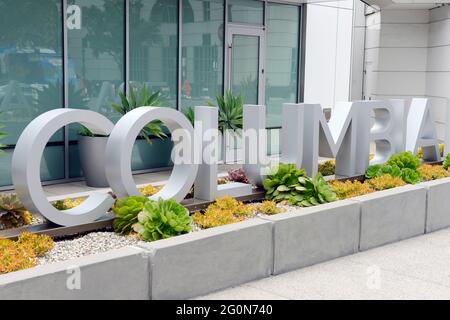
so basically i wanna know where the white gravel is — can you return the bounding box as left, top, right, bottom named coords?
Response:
left=37, top=232, right=146, bottom=265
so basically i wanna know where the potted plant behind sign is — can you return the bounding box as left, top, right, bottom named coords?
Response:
left=207, top=90, right=244, bottom=163
left=78, top=83, right=167, bottom=187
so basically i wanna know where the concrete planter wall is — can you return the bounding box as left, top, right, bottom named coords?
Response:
left=419, top=177, right=450, bottom=233
left=0, top=181, right=445, bottom=299
left=138, top=219, right=273, bottom=300
left=351, top=184, right=427, bottom=251
left=260, top=200, right=360, bottom=275
left=0, top=247, right=149, bottom=300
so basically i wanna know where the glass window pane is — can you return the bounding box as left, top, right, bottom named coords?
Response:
left=266, top=3, right=299, bottom=128
left=0, top=0, right=64, bottom=185
left=231, top=35, right=259, bottom=105
left=130, top=0, right=178, bottom=108
left=181, top=0, right=224, bottom=111
left=228, top=0, right=263, bottom=25
left=67, top=0, right=125, bottom=178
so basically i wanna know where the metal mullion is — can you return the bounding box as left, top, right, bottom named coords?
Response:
left=125, top=0, right=130, bottom=94
left=297, top=4, right=306, bottom=103
left=177, top=0, right=183, bottom=110
left=62, top=0, right=69, bottom=180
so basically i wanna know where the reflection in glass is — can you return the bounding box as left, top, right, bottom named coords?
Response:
left=231, top=35, right=259, bottom=104
left=130, top=0, right=178, bottom=108
left=228, top=0, right=263, bottom=25
left=265, top=3, right=299, bottom=127
left=0, top=0, right=64, bottom=185
left=181, top=0, right=224, bottom=112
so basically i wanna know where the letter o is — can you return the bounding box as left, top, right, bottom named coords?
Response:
left=105, top=107, right=198, bottom=202
left=12, top=109, right=115, bottom=226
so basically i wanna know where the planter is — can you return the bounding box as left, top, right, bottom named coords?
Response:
left=419, top=177, right=450, bottom=233
left=0, top=247, right=149, bottom=300
left=260, top=200, right=360, bottom=275
left=78, top=135, right=109, bottom=187
left=138, top=218, right=273, bottom=300
left=351, top=184, right=427, bottom=251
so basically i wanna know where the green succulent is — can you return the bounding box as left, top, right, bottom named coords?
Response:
left=365, top=164, right=401, bottom=179
left=133, top=198, right=191, bottom=242
left=263, top=163, right=307, bottom=202
left=400, top=168, right=421, bottom=184
left=112, top=196, right=149, bottom=234
left=443, top=153, right=450, bottom=170
left=288, top=173, right=337, bottom=207
left=386, top=151, right=420, bottom=170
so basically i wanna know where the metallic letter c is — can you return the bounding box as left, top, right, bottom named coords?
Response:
left=12, top=109, right=115, bottom=226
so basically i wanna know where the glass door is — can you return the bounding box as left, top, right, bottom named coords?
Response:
left=226, top=25, right=265, bottom=105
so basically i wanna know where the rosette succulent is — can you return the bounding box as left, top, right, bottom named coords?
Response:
left=365, top=164, right=401, bottom=179
left=386, top=151, right=420, bottom=170
left=112, top=196, right=149, bottom=234
left=0, top=194, right=32, bottom=229
left=288, top=173, right=337, bottom=207
left=263, top=163, right=307, bottom=202
left=134, top=198, right=191, bottom=241
left=400, top=168, right=421, bottom=184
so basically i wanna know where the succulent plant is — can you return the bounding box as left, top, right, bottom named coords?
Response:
left=287, top=173, right=337, bottom=207
left=329, top=179, right=374, bottom=199
left=400, top=168, right=421, bottom=184
left=386, top=151, right=421, bottom=170
left=134, top=198, right=191, bottom=241
left=227, top=168, right=250, bottom=184
left=258, top=200, right=282, bottom=215
left=17, top=232, right=54, bottom=257
left=0, top=194, right=33, bottom=229
left=52, top=198, right=85, bottom=210
left=366, top=174, right=406, bottom=191
left=0, top=232, right=54, bottom=275
left=365, top=164, right=401, bottom=179
left=318, top=160, right=336, bottom=176
left=192, top=196, right=254, bottom=229
left=208, top=90, right=243, bottom=133
left=138, top=184, right=162, bottom=197
left=418, top=164, right=450, bottom=181
left=263, top=163, right=307, bottom=202
left=112, top=196, right=149, bottom=235
left=444, top=153, right=450, bottom=170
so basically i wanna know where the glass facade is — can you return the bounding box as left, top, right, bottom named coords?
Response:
left=0, top=0, right=302, bottom=188
left=265, top=2, right=299, bottom=128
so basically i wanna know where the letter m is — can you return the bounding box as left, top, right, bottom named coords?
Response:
left=282, top=102, right=370, bottom=177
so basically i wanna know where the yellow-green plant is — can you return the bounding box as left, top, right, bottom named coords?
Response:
left=418, top=164, right=450, bottom=181
left=258, top=201, right=282, bottom=215
left=318, top=160, right=335, bottom=176
left=366, top=174, right=406, bottom=191
left=52, top=197, right=85, bottom=210
left=134, top=198, right=191, bottom=241
left=0, top=232, right=53, bottom=275
left=329, top=180, right=374, bottom=199
left=138, top=184, right=162, bottom=197
left=263, top=163, right=307, bottom=202
left=192, top=196, right=254, bottom=229
left=0, top=194, right=33, bottom=229
left=443, top=153, right=450, bottom=170
left=17, top=232, right=54, bottom=257
left=113, top=196, right=149, bottom=235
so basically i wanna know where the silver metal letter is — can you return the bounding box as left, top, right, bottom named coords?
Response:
left=12, top=109, right=115, bottom=226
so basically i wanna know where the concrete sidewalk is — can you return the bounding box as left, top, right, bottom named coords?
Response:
left=196, top=228, right=450, bottom=300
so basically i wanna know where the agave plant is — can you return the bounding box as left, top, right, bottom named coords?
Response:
left=110, top=83, right=167, bottom=144
left=112, top=196, right=149, bottom=235
left=182, top=106, right=195, bottom=126
left=0, top=116, right=6, bottom=155
left=208, top=90, right=243, bottom=133
left=0, top=194, right=33, bottom=229
left=133, top=198, right=191, bottom=241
